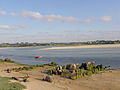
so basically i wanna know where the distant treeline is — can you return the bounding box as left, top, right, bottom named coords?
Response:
left=0, top=40, right=120, bottom=47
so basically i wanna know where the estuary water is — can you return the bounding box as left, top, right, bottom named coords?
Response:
left=0, top=47, right=120, bottom=69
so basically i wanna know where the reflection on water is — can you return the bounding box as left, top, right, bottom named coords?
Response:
left=0, top=47, right=120, bottom=69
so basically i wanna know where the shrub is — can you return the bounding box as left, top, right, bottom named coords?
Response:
left=86, top=65, right=96, bottom=70
left=62, top=66, right=66, bottom=69
left=92, top=68, right=99, bottom=73
left=48, top=62, right=58, bottom=66
left=70, top=75, right=77, bottom=80
left=86, top=71, right=93, bottom=76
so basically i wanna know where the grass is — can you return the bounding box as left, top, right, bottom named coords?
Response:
left=0, top=77, right=26, bottom=90
left=3, top=60, right=58, bottom=72
left=0, top=59, right=15, bottom=63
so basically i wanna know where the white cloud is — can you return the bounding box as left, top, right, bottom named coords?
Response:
left=0, top=11, right=7, bottom=15
left=17, top=24, right=27, bottom=28
left=100, top=16, right=112, bottom=22
left=10, top=11, right=94, bottom=23
left=0, top=24, right=27, bottom=30
left=1, top=10, right=113, bottom=23
left=0, top=25, right=17, bottom=30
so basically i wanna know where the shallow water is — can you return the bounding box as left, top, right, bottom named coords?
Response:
left=0, top=47, right=120, bottom=69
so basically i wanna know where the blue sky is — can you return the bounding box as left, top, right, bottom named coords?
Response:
left=0, top=0, right=120, bottom=43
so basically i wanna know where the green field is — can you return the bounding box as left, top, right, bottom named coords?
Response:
left=0, top=77, right=26, bottom=90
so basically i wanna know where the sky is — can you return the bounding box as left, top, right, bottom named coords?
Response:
left=0, top=0, right=120, bottom=43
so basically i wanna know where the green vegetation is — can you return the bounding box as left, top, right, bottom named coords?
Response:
left=0, top=40, right=120, bottom=47
left=47, top=62, right=109, bottom=80
left=4, top=61, right=58, bottom=72
left=0, top=77, right=26, bottom=90
left=0, top=58, right=15, bottom=63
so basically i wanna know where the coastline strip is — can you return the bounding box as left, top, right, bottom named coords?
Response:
left=40, top=44, right=120, bottom=50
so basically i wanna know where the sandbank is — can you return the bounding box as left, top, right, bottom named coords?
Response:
left=40, top=44, right=120, bottom=50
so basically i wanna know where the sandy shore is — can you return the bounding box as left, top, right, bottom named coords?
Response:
left=0, top=62, right=120, bottom=90
left=0, top=44, right=120, bottom=50
left=40, top=44, right=120, bottom=50
left=0, top=47, right=31, bottom=50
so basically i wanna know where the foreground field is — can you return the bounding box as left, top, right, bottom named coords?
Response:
left=0, top=62, right=120, bottom=90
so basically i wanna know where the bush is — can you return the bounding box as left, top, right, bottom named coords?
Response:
left=86, top=71, right=93, bottom=76
left=62, top=66, right=66, bottom=69
left=86, top=65, right=96, bottom=70
left=92, top=68, right=99, bottom=73
left=48, top=62, right=58, bottom=66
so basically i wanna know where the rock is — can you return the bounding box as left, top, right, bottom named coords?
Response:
left=70, top=70, right=76, bottom=73
left=12, top=74, right=30, bottom=82
left=43, top=75, right=53, bottom=82
left=80, top=62, right=95, bottom=69
left=66, top=64, right=76, bottom=70
left=6, top=69, right=11, bottom=73
left=4, top=58, right=11, bottom=61
left=56, top=66, right=62, bottom=71
left=62, top=70, right=70, bottom=74
left=59, top=66, right=63, bottom=70
left=23, top=74, right=30, bottom=82
left=58, top=70, right=62, bottom=75
left=12, top=77, right=18, bottom=80
left=86, top=62, right=95, bottom=66
left=56, top=66, right=63, bottom=75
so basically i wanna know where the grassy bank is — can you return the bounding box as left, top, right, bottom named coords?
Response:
left=0, top=77, right=26, bottom=90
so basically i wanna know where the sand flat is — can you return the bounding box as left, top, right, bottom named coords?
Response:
left=40, top=44, right=120, bottom=50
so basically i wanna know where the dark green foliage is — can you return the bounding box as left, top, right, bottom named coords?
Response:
left=31, top=62, right=57, bottom=67
left=96, top=64, right=105, bottom=71
left=62, top=66, right=66, bottom=69
left=31, top=64, right=44, bottom=67
left=48, top=62, right=58, bottom=66
left=0, top=40, right=120, bottom=47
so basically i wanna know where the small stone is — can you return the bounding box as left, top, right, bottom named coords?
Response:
left=43, top=75, right=53, bottom=82
left=6, top=69, right=11, bottom=73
